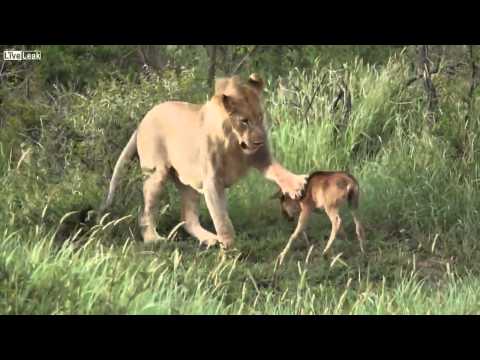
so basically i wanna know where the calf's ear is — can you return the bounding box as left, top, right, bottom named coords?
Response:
left=269, top=189, right=283, bottom=200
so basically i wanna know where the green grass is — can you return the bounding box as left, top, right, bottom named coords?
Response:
left=1, top=54, right=480, bottom=314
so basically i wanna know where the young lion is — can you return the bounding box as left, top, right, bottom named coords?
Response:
left=103, top=74, right=307, bottom=250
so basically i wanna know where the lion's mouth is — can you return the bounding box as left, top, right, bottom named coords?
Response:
left=240, top=141, right=264, bottom=153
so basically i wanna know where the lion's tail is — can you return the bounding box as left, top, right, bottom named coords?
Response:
left=101, top=130, right=138, bottom=212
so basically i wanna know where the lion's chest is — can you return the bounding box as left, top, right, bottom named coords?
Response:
left=172, top=147, right=247, bottom=194
left=176, top=162, right=246, bottom=193
left=218, top=150, right=249, bottom=188
left=222, top=163, right=248, bottom=188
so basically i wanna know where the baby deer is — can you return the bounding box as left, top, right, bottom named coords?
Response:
left=273, top=171, right=365, bottom=265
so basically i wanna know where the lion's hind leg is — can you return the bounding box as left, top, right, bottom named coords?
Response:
left=139, top=165, right=169, bottom=243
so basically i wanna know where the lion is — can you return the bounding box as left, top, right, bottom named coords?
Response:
left=102, top=73, right=307, bottom=249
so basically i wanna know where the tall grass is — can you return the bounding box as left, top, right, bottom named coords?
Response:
left=1, top=55, right=480, bottom=314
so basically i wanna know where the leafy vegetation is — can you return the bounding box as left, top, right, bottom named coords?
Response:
left=0, top=45, right=479, bottom=314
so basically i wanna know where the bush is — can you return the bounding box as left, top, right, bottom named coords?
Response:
left=2, top=49, right=480, bottom=314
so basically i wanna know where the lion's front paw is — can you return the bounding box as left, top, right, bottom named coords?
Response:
left=218, top=234, right=235, bottom=250
left=199, top=236, right=218, bottom=250
left=281, top=174, right=308, bottom=199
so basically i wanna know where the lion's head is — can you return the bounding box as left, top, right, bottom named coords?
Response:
left=215, top=73, right=267, bottom=155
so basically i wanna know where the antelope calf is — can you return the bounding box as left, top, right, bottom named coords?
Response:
left=273, top=171, right=366, bottom=265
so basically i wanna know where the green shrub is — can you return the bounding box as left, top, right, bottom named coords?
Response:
left=2, top=49, right=480, bottom=314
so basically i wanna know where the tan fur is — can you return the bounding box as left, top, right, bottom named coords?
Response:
left=275, top=171, right=366, bottom=265
left=103, top=73, right=307, bottom=249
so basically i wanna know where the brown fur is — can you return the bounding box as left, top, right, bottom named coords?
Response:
left=103, top=73, right=307, bottom=249
left=275, top=171, right=365, bottom=265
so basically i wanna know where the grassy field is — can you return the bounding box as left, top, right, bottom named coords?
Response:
left=1, top=55, right=480, bottom=314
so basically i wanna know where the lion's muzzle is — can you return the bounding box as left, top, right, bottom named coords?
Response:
left=240, top=140, right=264, bottom=154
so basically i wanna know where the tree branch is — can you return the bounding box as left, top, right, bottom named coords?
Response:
left=405, top=61, right=445, bottom=88
left=207, top=45, right=217, bottom=92
left=0, top=60, right=5, bottom=82
left=232, top=45, right=259, bottom=75
left=304, top=72, right=327, bottom=121
left=331, top=88, right=344, bottom=113
left=340, top=78, right=352, bottom=123
left=465, top=45, right=478, bottom=123
left=136, top=46, right=151, bottom=75
left=417, top=45, right=439, bottom=126
left=468, top=45, right=478, bottom=100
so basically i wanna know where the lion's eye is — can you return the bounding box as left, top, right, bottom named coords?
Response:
left=240, top=118, right=249, bottom=126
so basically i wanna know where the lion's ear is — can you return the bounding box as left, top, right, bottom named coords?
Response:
left=222, top=94, right=235, bottom=114
left=248, top=73, right=264, bottom=93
